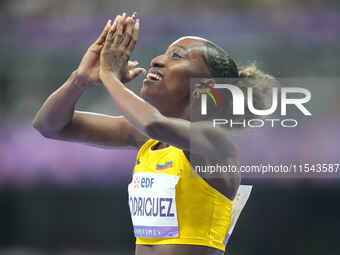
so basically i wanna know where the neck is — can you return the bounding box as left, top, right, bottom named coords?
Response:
left=160, top=101, right=191, bottom=121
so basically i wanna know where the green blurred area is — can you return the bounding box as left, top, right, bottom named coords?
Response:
left=2, top=40, right=340, bottom=122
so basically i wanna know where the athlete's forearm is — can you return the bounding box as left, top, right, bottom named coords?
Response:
left=100, top=74, right=236, bottom=158
left=101, top=72, right=165, bottom=136
left=33, top=70, right=88, bottom=135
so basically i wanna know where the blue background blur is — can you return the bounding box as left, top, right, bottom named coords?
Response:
left=1, top=0, right=340, bottom=254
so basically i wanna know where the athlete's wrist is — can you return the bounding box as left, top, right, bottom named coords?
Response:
left=69, top=70, right=92, bottom=91
left=100, top=70, right=121, bottom=86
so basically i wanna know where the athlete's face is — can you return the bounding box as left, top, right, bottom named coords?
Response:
left=141, top=37, right=210, bottom=117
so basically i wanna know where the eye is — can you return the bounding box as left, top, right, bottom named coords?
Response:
left=171, top=52, right=183, bottom=59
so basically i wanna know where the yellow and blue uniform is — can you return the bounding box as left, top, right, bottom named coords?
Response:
left=128, top=138, right=236, bottom=252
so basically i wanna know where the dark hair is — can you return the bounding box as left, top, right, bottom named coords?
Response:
left=197, top=40, right=277, bottom=125
left=202, top=41, right=239, bottom=78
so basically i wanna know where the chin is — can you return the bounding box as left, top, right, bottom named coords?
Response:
left=141, top=88, right=165, bottom=110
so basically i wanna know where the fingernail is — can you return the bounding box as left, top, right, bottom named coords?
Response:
left=122, top=12, right=126, bottom=19
left=132, top=12, right=137, bottom=19
left=107, top=19, right=111, bottom=26
left=136, top=18, right=140, bottom=27
left=112, top=19, right=117, bottom=28
left=134, top=61, right=139, bottom=65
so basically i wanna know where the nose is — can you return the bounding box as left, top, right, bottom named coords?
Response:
left=151, top=54, right=167, bottom=68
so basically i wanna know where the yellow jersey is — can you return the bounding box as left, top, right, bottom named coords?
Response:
left=128, top=139, right=251, bottom=252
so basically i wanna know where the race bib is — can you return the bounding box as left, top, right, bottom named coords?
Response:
left=128, top=172, right=180, bottom=238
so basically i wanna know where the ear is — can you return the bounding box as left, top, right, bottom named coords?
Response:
left=199, top=78, right=216, bottom=89
left=192, top=78, right=217, bottom=99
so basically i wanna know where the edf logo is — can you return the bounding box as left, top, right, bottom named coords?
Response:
left=133, top=176, right=154, bottom=189
left=141, top=177, right=154, bottom=188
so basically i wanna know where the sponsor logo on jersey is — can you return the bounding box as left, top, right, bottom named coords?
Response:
left=133, top=176, right=154, bottom=189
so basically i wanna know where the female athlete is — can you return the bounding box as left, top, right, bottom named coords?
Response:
left=33, top=12, right=271, bottom=255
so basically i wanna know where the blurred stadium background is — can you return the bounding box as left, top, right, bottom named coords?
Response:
left=1, top=0, right=340, bottom=254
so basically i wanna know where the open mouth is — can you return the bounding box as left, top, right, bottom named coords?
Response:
left=146, top=71, right=163, bottom=81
